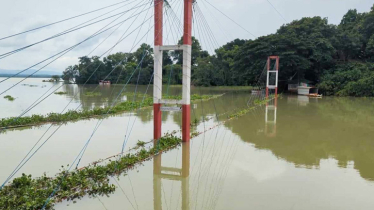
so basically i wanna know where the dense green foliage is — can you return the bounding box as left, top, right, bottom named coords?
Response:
left=51, top=75, right=61, bottom=82
left=0, top=94, right=220, bottom=128
left=318, top=62, right=374, bottom=96
left=64, top=5, right=374, bottom=96
left=54, top=91, right=67, bottom=95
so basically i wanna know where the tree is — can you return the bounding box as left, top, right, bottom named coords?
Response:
left=63, top=65, right=78, bottom=82
left=192, top=56, right=214, bottom=86
left=51, top=75, right=61, bottom=82
left=367, top=35, right=374, bottom=59
left=171, top=36, right=209, bottom=66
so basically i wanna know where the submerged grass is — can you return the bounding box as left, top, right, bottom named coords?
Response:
left=0, top=94, right=221, bottom=129
left=0, top=135, right=181, bottom=210
left=3, top=95, right=15, bottom=101
left=85, top=91, right=102, bottom=97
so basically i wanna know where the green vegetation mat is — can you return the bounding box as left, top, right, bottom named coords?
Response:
left=0, top=135, right=181, bottom=210
left=0, top=94, right=222, bottom=129
left=3, top=95, right=15, bottom=101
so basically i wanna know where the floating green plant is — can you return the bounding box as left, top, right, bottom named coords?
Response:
left=3, top=95, right=15, bottom=101
left=54, top=91, right=67, bottom=95
left=85, top=91, right=102, bottom=97
left=136, top=140, right=146, bottom=147
left=0, top=94, right=221, bottom=129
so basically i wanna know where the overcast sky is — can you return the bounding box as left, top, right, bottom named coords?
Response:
left=0, top=0, right=373, bottom=73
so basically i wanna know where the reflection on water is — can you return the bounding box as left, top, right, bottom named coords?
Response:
left=153, top=142, right=190, bottom=210
left=265, top=97, right=277, bottom=137
left=229, top=96, right=374, bottom=182
left=1, top=79, right=374, bottom=209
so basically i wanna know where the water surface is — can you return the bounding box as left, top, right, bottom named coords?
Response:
left=1, top=78, right=374, bottom=210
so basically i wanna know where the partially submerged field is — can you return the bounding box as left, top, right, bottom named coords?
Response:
left=0, top=95, right=272, bottom=209
left=0, top=94, right=223, bottom=129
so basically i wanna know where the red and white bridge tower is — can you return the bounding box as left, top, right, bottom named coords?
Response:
left=265, top=56, right=279, bottom=137
left=153, top=0, right=193, bottom=142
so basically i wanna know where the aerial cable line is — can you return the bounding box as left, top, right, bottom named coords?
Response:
left=199, top=0, right=232, bottom=43
left=80, top=1, right=154, bottom=166
left=265, top=0, right=288, bottom=22
left=169, top=0, right=184, bottom=43
left=117, top=1, right=174, bottom=158
left=0, top=0, right=151, bottom=60
left=202, top=0, right=256, bottom=38
left=120, top=3, right=154, bottom=156
left=195, top=4, right=220, bottom=49
left=0, top=1, right=143, bottom=121
left=0, top=3, right=158, bottom=94
left=165, top=0, right=183, bottom=42
left=78, top=2, right=174, bottom=174
left=0, top=1, right=154, bottom=84
left=0, top=4, right=158, bottom=189
left=191, top=12, right=240, bottom=188
left=119, top=0, right=181, bottom=157
left=0, top=0, right=159, bottom=190
left=44, top=2, right=165, bottom=183
left=195, top=4, right=218, bottom=52
left=1, top=13, right=154, bottom=192
left=0, top=0, right=149, bottom=132
left=41, top=22, right=159, bottom=208
left=112, top=177, right=137, bottom=210
left=86, top=0, right=148, bottom=56
left=196, top=3, right=259, bottom=117
left=0, top=0, right=136, bottom=41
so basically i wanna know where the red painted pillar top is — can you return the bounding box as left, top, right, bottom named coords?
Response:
left=183, top=0, right=193, bottom=45
left=155, top=0, right=163, bottom=46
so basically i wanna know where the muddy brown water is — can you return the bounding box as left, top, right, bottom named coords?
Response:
left=1, top=78, right=374, bottom=210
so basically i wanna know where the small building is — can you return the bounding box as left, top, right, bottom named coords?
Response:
left=288, top=79, right=320, bottom=96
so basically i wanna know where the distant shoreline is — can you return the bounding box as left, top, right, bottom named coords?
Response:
left=0, top=75, right=56, bottom=78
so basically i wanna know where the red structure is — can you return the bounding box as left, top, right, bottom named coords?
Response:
left=181, top=0, right=193, bottom=142
left=153, top=0, right=163, bottom=140
left=266, top=56, right=279, bottom=98
left=153, top=0, right=193, bottom=142
left=265, top=56, right=279, bottom=137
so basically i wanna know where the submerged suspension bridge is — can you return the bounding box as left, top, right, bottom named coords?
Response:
left=0, top=0, right=284, bottom=209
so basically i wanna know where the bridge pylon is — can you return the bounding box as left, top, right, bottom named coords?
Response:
left=265, top=56, right=279, bottom=137
left=266, top=56, right=279, bottom=98
left=153, top=0, right=193, bottom=142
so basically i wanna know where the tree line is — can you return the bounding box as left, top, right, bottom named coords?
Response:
left=64, top=4, right=374, bottom=96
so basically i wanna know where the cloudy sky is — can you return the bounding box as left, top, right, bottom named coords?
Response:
left=0, top=0, right=373, bottom=73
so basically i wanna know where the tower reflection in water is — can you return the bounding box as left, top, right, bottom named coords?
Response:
left=153, top=141, right=190, bottom=210
left=265, top=94, right=277, bottom=137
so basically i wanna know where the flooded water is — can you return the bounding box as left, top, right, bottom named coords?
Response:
left=1, top=78, right=374, bottom=209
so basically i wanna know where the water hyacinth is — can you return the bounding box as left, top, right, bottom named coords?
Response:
left=0, top=94, right=222, bottom=129
left=0, top=135, right=181, bottom=210
left=3, top=95, right=15, bottom=101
